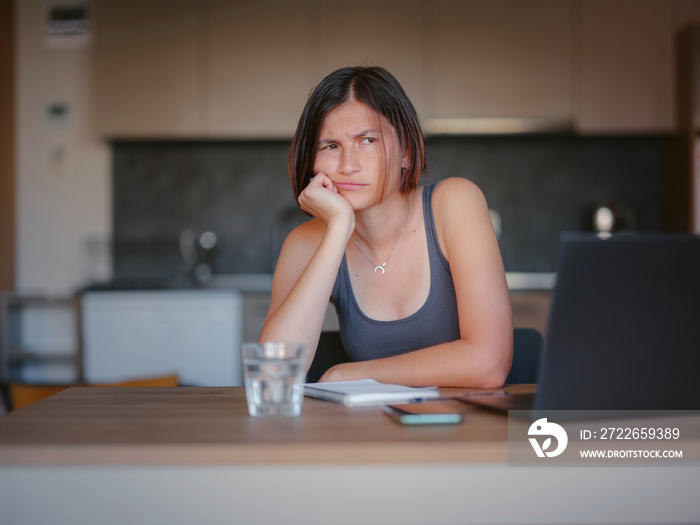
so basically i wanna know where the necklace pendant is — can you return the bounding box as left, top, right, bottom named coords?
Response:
left=352, top=195, right=410, bottom=277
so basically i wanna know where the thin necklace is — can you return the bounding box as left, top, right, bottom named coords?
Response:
left=351, top=196, right=410, bottom=275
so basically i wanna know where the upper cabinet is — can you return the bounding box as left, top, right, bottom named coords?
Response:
left=429, top=0, right=573, bottom=121
left=92, top=0, right=700, bottom=138
left=677, top=0, right=700, bottom=28
left=94, top=0, right=313, bottom=138
left=577, top=0, right=674, bottom=133
left=204, top=1, right=313, bottom=138
left=311, top=0, right=428, bottom=119
left=93, top=0, right=200, bottom=137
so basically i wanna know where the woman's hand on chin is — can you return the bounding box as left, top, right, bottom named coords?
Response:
left=298, top=173, right=354, bottom=230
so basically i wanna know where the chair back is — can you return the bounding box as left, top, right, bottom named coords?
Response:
left=0, top=387, right=7, bottom=417
left=307, top=332, right=351, bottom=383
left=506, top=328, right=544, bottom=384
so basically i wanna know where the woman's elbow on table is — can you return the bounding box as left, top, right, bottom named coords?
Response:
left=465, top=339, right=513, bottom=389
left=474, top=362, right=510, bottom=389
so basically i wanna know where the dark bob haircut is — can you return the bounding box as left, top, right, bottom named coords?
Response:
left=289, top=66, right=426, bottom=204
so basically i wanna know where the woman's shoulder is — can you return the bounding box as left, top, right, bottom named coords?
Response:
left=283, top=217, right=326, bottom=254
left=273, top=217, right=327, bottom=283
left=431, top=177, right=487, bottom=212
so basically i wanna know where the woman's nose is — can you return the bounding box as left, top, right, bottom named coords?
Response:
left=338, top=148, right=360, bottom=175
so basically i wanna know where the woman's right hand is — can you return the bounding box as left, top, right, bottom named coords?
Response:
left=298, top=173, right=354, bottom=232
left=259, top=172, right=355, bottom=359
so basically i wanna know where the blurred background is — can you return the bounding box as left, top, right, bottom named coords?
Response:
left=1, top=0, right=699, bottom=390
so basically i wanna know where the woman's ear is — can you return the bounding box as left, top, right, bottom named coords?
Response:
left=402, top=150, right=411, bottom=171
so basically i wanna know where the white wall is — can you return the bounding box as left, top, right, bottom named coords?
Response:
left=15, top=0, right=111, bottom=295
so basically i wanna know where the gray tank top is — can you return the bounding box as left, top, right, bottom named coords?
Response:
left=331, top=182, right=461, bottom=361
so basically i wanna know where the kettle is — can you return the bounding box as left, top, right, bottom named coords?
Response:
left=593, top=204, right=615, bottom=234
left=591, top=202, right=636, bottom=236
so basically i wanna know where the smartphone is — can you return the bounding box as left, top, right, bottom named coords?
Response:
left=382, top=400, right=464, bottom=425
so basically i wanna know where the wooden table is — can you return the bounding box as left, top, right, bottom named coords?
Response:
left=1, top=385, right=699, bottom=525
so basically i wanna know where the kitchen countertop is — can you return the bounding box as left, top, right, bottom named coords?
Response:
left=209, top=272, right=556, bottom=292
left=207, top=272, right=556, bottom=292
left=83, top=272, right=555, bottom=294
left=206, top=273, right=273, bottom=292
left=82, top=274, right=274, bottom=294
left=505, top=272, right=556, bottom=290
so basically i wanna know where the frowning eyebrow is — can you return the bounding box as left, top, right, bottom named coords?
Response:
left=318, top=129, right=381, bottom=146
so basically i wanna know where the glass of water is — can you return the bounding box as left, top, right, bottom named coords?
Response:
left=241, top=342, right=307, bottom=417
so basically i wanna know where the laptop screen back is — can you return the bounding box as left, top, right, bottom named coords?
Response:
left=534, top=233, right=700, bottom=411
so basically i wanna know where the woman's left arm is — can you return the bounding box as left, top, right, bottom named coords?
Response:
left=320, top=178, right=513, bottom=387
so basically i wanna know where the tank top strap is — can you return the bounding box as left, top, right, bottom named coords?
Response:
left=331, top=253, right=348, bottom=308
left=422, top=182, right=451, bottom=273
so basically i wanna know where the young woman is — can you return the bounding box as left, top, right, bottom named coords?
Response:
left=259, top=66, right=512, bottom=387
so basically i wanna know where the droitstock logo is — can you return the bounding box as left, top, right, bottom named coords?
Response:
left=528, top=418, right=568, bottom=458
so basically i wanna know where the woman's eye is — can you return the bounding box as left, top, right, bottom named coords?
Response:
left=321, top=143, right=338, bottom=150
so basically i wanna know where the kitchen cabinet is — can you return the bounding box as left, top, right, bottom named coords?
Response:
left=92, top=0, right=698, bottom=137
left=311, top=0, right=428, bottom=119
left=242, top=292, right=270, bottom=344
left=429, top=0, right=573, bottom=122
left=670, top=24, right=700, bottom=233
left=577, top=0, right=674, bottom=133
left=82, top=290, right=243, bottom=386
left=676, top=0, right=700, bottom=27
left=204, top=1, right=313, bottom=138
left=93, top=0, right=314, bottom=138
left=92, top=0, right=200, bottom=137
left=242, top=292, right=339, bottom=346
left=0, top=295, right=81, bottom=384
left=510, top=290, right=552, bottom=342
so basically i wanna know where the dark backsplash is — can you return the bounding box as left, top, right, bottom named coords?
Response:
left=112, top=135, right=664, bottom=279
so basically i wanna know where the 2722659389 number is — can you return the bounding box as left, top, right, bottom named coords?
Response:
left=593, top=427, right=680, bottom=440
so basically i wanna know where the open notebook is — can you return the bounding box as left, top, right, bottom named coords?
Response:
left=304, top=379, right=439, bottom=407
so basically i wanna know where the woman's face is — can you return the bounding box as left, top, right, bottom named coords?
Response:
left=313, top=99, right=406, bottom=209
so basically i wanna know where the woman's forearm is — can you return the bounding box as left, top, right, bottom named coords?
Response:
left=259, top=218, right=352, bottom=368
left=320, top=334, right=513, bottom=388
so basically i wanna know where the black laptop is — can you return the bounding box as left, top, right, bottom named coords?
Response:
left=464, top=232, right=700, bottom=413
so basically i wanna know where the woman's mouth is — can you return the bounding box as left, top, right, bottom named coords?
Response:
left=334, top=182, right=365, bottom=190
